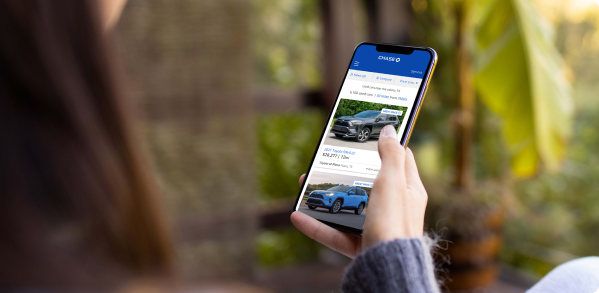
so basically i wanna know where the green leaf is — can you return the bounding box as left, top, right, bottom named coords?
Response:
left=473, top=0, right=573, bottom=177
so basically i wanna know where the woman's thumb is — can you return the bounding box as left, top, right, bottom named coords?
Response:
left=377, top=125, right=406, bottom=173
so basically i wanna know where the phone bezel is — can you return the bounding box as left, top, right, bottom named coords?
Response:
left=292, top=42, right=438, bottom=235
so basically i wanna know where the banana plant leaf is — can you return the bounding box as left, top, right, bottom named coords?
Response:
left=473, top=0, right=573, bottom=177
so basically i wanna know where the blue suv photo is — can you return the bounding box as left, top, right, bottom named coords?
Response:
left=305, top=185, right=368, bottom=215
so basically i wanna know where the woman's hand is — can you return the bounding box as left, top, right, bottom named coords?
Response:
left=290, top=125, right=428, bottom=258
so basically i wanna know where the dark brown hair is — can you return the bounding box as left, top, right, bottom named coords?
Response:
left=0, top=0, right=173, bottom=290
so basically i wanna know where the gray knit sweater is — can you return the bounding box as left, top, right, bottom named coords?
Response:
left=342, top=238, right=440, bottom=293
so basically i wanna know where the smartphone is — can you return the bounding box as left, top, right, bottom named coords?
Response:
left=293, top=42, right=437, bottom=235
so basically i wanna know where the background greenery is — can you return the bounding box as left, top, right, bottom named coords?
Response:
left=253, top=0, right=322, bottom=89
left=254, top=0, right=599, bottom=277
left=256, top=110, right=324, bottom=267
left=410, top=0, right=599, bottom=274
left=257, top=110, right=324, bottom=202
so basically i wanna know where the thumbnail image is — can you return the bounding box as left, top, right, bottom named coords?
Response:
left=298, top=171, right=374, bottom=230
left=323, top=98, right=408, bottom=152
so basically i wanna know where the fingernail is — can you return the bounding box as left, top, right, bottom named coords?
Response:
left=381, top=125, right=396, bottom=139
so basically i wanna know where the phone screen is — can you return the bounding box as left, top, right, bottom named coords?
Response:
left=294, top=43, right=436, bottom=234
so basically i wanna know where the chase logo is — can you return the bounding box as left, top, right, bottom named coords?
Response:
left=378, top=56, right=400, bottom=62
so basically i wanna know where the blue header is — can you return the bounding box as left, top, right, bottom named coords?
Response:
left=350, top=44, right=432, bottom=79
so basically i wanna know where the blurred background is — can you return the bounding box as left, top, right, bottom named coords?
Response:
left=113, top=0, right=599, bottom=292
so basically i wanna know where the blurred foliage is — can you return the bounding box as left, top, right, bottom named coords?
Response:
left=253, top=0, right=325, bottom=268
left=411, top=0, right=574, bottom=178
left=408, top=0, right=513, bottom=183
left=500, top=0, right=599, bottom=272
left=257, top=228, right=321, bottom=267
left=408, top=0, right=459, bottom=178
left=502, top=104, right=599, bottom=272
left=256, top=110, right=325, bottom=267
left=257, top=110, right=324, bottom=202
left=253, top=0, right=599, bottom=276
left=410, top=0, right=599, bottom=276
left=255, top=110, right=325, bottom=267
left=253, top=0, right=322, bottom=89
left=501, top=249, right=558, bottom=277
left=473, top=0, right=573, bottom=177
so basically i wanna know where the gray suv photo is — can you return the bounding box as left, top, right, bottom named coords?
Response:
left=331, top=110, right=399, bottom=142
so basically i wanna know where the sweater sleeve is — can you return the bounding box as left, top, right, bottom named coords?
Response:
left=341, top=238, right=440, bottom=293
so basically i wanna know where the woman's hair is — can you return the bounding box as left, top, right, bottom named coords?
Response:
left=0, top=0, right=173, bottom=290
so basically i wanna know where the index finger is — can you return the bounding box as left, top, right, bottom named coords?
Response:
left=291, top=212, right=362, bottom=258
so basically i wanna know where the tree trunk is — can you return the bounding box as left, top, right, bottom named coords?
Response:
left=454, top=0, right=475, bottom=192
left=321, top=0, right=356, bottom=109
left=364, top=0, right=412, bottom=44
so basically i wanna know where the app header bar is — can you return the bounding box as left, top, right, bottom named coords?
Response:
left=350, top=44, right=432, bottom=79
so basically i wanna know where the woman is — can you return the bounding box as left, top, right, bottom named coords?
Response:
left=0, top=0, right=171, bottom=291
left=0, top=0, right=598, bottom=292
